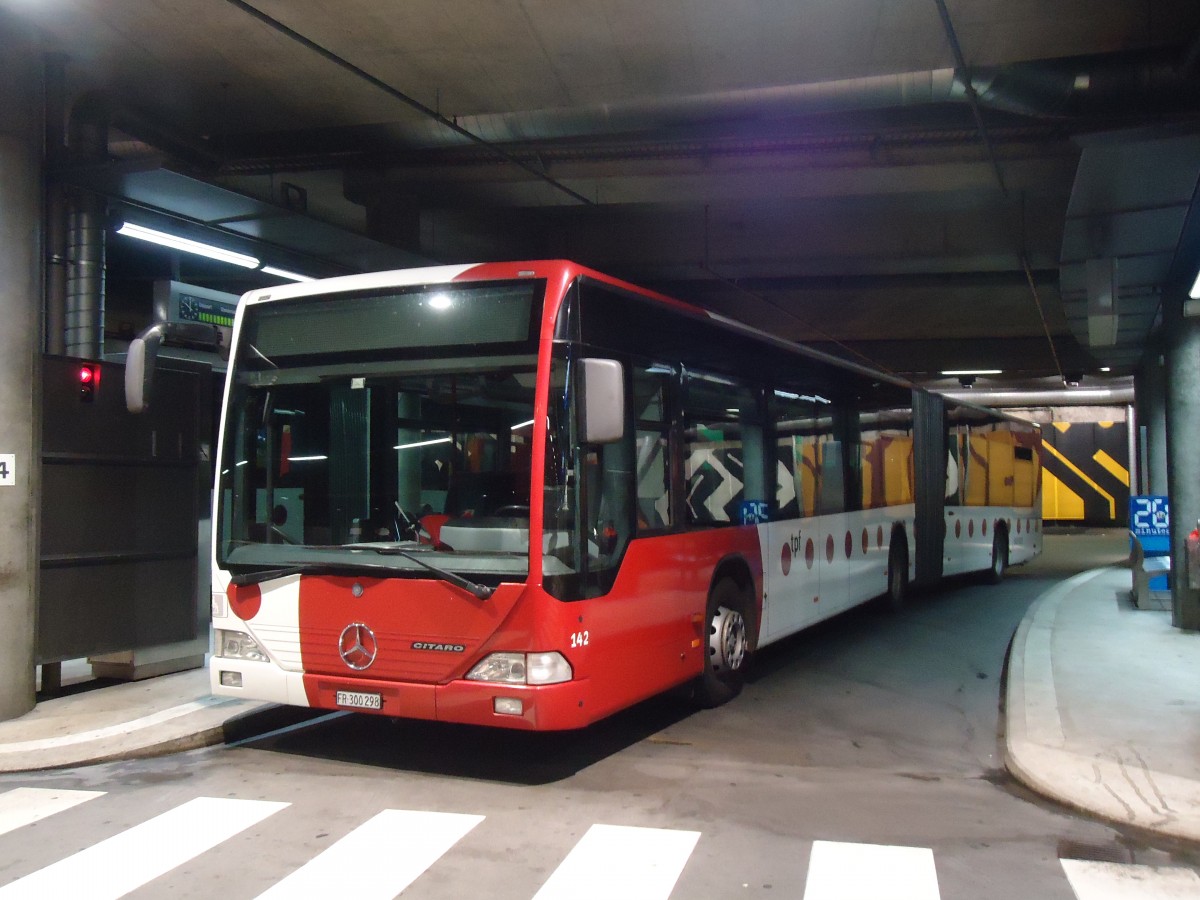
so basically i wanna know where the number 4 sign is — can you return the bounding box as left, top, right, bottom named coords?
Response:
left=0, top=454, right=14, bottom=486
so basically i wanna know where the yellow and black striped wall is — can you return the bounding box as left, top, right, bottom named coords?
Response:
left=1040, top=420, right=1130, bottom=527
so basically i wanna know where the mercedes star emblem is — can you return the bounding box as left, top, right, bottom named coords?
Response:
left=338, top=622, right=378, bottom=670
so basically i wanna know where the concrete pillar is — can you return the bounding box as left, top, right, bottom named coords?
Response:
left=0, top=12, right=44, bottom=719
left=1165, top=313, right=1200, bottom=630
left=1136, top=351, right=1169, bottom=495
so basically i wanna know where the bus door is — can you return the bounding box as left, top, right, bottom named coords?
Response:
left=764, top=391, right=826, bottom=640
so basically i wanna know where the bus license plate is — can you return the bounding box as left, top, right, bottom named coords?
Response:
left=335, top=690, right=382, bottom=711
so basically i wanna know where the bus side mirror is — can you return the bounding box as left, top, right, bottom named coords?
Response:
left=580, top=358, right=624, bottom=444
left=124, top=321, right=221, bottom=413
left=124, top=326, right=164, bottom=413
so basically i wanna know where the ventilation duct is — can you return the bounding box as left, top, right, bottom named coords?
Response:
left=64, top=94, right=108, bottom=360
left=391, top=51, right=1199, bottom=150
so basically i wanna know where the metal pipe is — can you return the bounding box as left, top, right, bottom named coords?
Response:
left=44, top=53, right=67, bottom=355
left=64, top=191, right=105, bottom=359
left=64, top=94, right=109, bottom=360
left=932, top=0, right=1007, bottom=196
left=938, top=386, right=1135, bottom=406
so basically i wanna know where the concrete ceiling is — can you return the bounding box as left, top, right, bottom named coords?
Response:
left=5, top=0, right=1200, bottom=388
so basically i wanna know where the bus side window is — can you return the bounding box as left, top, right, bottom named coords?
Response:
left=769, top=388, right=823, bottom=521
left=682, top=370, right=761, bottom=527
left=818, top=438, right=846, bottom=515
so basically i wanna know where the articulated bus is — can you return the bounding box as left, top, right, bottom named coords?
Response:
left=208, top=260, right=1041, bottom=729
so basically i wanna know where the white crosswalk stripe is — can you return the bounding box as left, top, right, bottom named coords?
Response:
left=803, top=840, right=941, bottom=900
left=1061, top=858, right=1200, bottom=899
left=256, top=809, right=484, bottom=899
left=1, top=787, right=1200, bottom=899
left=0, top=787, right=105, bottom=837
left=532, top=823, right=701, bottom=900
left=0, top=796, right=288, bottom=900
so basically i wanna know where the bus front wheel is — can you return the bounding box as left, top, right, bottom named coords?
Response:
left=694, top=578, right=748, bottom=708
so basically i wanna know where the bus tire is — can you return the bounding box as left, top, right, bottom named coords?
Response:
left=694, top=577, right=749, bottom=708
left=884, top=538, right=909, bottom=611
left=988, top=529, right=1009, bottom=584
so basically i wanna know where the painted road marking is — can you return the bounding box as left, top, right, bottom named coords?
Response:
left=0, top=797, right=288, bottom=899
left=1061, top=858, right=1200, bottom=899
left=0, top=788, right=105, bottom=837
left=533, top=823, right=701, bottom=900
left=256, top=809, right=484, bottom=899
left=804, top=840, right=941, bottom=900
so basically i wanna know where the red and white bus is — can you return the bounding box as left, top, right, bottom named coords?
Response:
left=209, top=260, right=1041, bottom=729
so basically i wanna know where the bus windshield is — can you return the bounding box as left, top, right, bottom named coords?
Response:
left=216, top=282, right=542, bottom=580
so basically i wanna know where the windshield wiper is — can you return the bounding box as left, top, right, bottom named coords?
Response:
left=369, top=547, right=495, bottom=600
left=229, top=559, right=435, bottom=587
left=230, top=565, right=308, bottom=586
left=228, top=553, right=495, bottom=600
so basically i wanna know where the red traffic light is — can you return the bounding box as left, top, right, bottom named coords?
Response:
left=78, top=363, right=100, bottom=401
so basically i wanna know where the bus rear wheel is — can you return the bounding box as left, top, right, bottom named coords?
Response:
left=694, top=578, right=748, bottom=708
left=988, top=530, right=1009, bottom=583
left=883, top=539, right=909, bottom=611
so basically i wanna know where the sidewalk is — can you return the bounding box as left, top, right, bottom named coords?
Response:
left=1, top=534, right=1198, bottom=847
left=1005, top=562, right=1200, bottom=842
left=0, top=667, right=268, bottom=773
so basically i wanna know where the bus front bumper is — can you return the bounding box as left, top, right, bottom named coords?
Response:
left=210, top=659, right=592, bottom=730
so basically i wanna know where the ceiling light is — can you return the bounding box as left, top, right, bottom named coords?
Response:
left=940, top=369, right=1001, bottom=376
left=116, top=222, right=259, bottom=269
left=262, top=265, right=315, bottom=282
left=394, top=436, right=453, bottom=451
left=1191, top=269, right=1200, bottom=299
left=428, top=293, right=453, bottom=310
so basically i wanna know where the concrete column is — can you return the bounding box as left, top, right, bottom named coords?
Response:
left=1136, top=351, right=1169, bottom=495
left=1165, top=314, right=1200, bottom=630
left=0, top=12, right=44, bottom=719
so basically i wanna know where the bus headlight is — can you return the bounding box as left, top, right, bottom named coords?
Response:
left=466, top=651, right=572, bottom=685
left=217, top=629, right=268, bottom=663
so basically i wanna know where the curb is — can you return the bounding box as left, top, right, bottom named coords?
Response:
left=1004, top=566, right=1200, bottom=842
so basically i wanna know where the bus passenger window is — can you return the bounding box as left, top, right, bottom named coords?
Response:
left=817, top=439, right=847, bottom=515
left=858, top=406, right=915, bottom=509
left=770, top=388, right=829, bottom=521
left=683, top=371, right=760, bottom=527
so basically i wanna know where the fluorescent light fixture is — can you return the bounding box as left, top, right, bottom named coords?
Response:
left=262, top=266, right=315, bottom=282
left=510, top=418, right=535, bottom=431
left=1190, top=269, right=1200, bottom=299
left=286, top=455, right=327, bottom=462
left=1060, top=389, right=1113, bottom=399
left=394, top=436, right=453, bottom=451
left=773, top=389, right=830, bottom=405
left=693, top=372, right=737, bottom=386
left=941, top=369, right=1001, bottom=376
left=116, top=222, right=259, bottom=269
left=1099, top=366, right=1111, bottom=373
